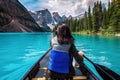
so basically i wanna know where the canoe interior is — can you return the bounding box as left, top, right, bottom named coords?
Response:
left=22, top=48, right=99, bottom=80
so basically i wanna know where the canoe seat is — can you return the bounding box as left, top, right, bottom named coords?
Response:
left=32, top=75, right=87, bottom=80
left=32, top=77, right=46, bottom=80
left=39, top=67, right=48, bottom=70
left=73, top=76, right=87, bottom=80
left=39, top=67, right=50, bottom=77
left=74, top=65, right=80, bottom=68
left=39, top=65, right=80, bottom=70
left=32, top=66, right=87, bottom=80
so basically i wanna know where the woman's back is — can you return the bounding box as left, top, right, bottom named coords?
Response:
left=48, top=23, right=84, bottom=79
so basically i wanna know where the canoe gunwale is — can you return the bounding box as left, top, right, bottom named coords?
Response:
left=22, top=48, right=99, bottom=80
left=80, top=63, right=99, bottom=80
left=22, top=48, right=52, bottom=80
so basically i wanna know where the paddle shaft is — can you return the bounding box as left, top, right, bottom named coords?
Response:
left=83, top=55, right=117, bottom=80
left=83, top=55, right=95, bottom=65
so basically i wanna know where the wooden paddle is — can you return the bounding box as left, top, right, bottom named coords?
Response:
left=83, top=55, right=120, bottom=80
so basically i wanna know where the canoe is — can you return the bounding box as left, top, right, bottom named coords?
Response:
left=22, top=48, right=99, bottom=80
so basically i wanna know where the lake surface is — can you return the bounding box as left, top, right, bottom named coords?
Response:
left=0, top=33, right=120, bottom=80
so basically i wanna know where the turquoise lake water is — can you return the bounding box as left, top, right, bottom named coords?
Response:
left=0, top=33, right=120, bottom=80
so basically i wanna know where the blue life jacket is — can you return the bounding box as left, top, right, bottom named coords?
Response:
left=48, top=50, right=71, bottom=73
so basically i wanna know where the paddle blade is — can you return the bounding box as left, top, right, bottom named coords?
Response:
left=94, top=64, right=120, bottom=80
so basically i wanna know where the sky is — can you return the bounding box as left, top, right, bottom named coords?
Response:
left=19, top=0, right=111, bottom=17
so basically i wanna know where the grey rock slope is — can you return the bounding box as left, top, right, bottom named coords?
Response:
left=0, top=0, right=45, bottom=32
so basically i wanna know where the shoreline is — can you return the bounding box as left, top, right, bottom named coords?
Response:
left=72, top=32, right=120, bottom=37
left=115, top=34, right=120, bottom=37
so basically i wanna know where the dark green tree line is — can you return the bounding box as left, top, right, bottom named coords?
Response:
left=58, top=0, right=120, bottom=34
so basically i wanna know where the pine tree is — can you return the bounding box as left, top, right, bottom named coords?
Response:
left=93, top=2, right=99, bottom=32
left=76, top=19, right=80, bottom=32
left=88, top=6, right=92, bottom=32
left=107, top=0, right=111, bottom=24
left=103, top=7, right=108, bottom=29
left=70, top=19, right=73, bottom=32
left=81, top=18, right=84, bottom=30
left=109, top=0, right=120, bottom=32
left=84, top=11, right=88, bottom=30
left=79, top=19, right=82, bottom=31
left=73, top=19, right=77, bottom=32
left=99, top=1, right=103, bottom=28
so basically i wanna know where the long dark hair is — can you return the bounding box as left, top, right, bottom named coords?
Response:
left=56, top=23, right=74, bottom=44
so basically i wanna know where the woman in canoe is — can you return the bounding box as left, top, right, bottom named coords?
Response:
left=48, top=23, right=84, bottom=80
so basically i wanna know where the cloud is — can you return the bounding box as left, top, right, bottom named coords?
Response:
left=19, top=0, right=111, bottom=17
left=41, top=0, right=111, bottom=17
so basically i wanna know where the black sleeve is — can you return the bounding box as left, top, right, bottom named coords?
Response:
left=69, top=44, right=83, bottom=65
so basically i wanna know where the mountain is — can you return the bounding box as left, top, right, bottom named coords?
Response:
left=61, top=15, right=67, bottom=21
left=30, top=9, right=66, bottom=31
left=68, top=15, right=73, bottom=20
left=29, top=9, right=84, bottom=31
left=30, top=9, right=52, bottom=31
left=0, top=0, right=45, bottom=32
left=73, top=13, right=84, bottom=20
left=52, top=12, right=62, bottom=24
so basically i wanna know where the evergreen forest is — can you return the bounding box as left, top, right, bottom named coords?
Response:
left=57, top=0, right=120, bottom=35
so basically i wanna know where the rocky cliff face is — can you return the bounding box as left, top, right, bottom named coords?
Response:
left=61, top=15, right=67, bottom=21
left=30, top=9, right=68, bottom=31
left=30, top=9, right=52, bottom=31
left=52, top=12, right=62, bottom=24
left=68, top=15, right=73, bottom=20
left=0, top=0, right=44, bottom=32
